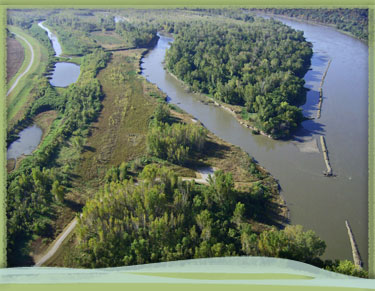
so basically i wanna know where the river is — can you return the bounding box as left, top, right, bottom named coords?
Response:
left=140, top=19, right=369, bottom=267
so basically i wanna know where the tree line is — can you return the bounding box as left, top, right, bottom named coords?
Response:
left=252, top=8, right=368, bottom=42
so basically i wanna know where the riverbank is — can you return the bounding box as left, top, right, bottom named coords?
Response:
left=166, top=70, right=274, bottom=139
left=145, top=51, right=289, bottom=229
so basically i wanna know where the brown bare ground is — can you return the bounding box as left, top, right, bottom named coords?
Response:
left=7, top=37, right=25, bottom=83
left=34, top=110, right=58, bottom=141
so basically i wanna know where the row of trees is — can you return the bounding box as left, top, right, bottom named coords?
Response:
left=255, top=8, right=368, bottom=41
left=165, top=17, right=312, bottom=138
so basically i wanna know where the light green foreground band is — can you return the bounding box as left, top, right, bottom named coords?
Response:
left=0, top=257, right=374, bottom=289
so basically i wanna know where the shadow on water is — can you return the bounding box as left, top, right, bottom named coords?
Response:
left=293, top=120, right=325, bottom=142
left=302, top=89, right=320, bottom=117
left=304, top=53, right=330, bottom=84
left=306, top=69, right=324, bottom=84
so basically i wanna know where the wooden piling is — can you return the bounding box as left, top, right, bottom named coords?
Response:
left=345, top=220, right=363, bottom=269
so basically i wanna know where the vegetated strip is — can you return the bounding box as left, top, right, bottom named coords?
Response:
left=42, top=48, right=290, bottom=268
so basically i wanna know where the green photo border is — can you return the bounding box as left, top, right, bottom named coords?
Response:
left=0, top=1, right=374, bottom=290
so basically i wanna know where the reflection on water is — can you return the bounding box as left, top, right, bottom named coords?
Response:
left=49, top=62, right=80, bottom=87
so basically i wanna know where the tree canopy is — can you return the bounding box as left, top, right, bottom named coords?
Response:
left=165, top=18, right=311, bottom=138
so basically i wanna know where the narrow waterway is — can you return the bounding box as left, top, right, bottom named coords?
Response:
left=38, top=21, right=81, bottom=87
left=38, top=21, right=62, bottom=57
left=141, top=19, right=368, bottom=267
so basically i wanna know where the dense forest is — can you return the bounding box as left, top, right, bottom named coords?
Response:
left=165, top=18, right=312, bottom=138
left=253, top=8, right=368, bottom=41
left=73, top=164, right=326, bottom=268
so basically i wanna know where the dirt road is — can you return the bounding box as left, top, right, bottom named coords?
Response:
left=34, top=217, right=77, bottom=267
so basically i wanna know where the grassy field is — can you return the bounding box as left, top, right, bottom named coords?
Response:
left=41, top=49, right=160, bottom=266
left=77, top=49, right=158, bottom=182
left=90, top=30, right=129, bottom=50
left=7, top=26, right=49, bottom=127
left=6, top=37, right=25, bottom=83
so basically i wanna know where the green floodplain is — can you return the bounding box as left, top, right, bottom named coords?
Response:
left=4, top=8, right=369, bottom=278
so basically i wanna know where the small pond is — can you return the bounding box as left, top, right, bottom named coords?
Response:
left=7, top=125, right=43, bottom=160
left=49, top=62, right=81, bottom=87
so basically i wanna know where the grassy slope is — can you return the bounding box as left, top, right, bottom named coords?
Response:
left=7, top=26, right=49, bottom=126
